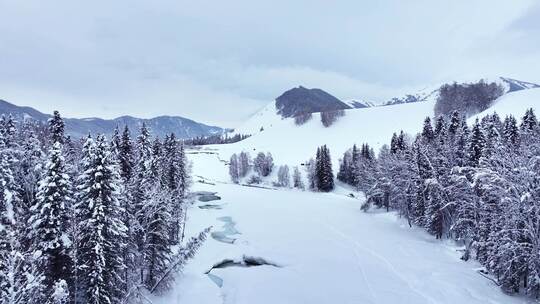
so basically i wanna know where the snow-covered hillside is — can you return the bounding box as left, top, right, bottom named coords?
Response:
left=470, top=87, right=540, bottom=122
left=229, top=86, right=540, bottom=168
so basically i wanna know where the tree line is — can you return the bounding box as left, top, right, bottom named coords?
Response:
left=0, top=112, right=209, bottom=304
left=228, top=145, right=335, bottom=193
left=338, top=109, right=540, bottom=297
left=184, top=133, right=250, bottom=146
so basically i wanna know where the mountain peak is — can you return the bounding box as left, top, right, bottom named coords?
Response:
left=275, top=86, right=351, bottom=118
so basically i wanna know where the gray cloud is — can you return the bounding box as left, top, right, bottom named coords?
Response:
left=0, top=0, right=538, bottom=127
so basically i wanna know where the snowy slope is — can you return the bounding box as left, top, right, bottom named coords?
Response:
left=155, top=151, right=529, bottom=304
left=229, top=87, right=540, bottom=168
left=228, top=100, right=436, bottom=166
left=470, top=87, right=540, bottom=122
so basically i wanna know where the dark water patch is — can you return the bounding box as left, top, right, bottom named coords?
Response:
left=198, top=204, right=224, bottom=210
left=198, top=194, right=221, bottom=202
left=206, top=255, right=282, bottom=274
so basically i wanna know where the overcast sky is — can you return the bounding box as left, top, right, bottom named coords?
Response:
left=1, top=0, right=539, bottom=127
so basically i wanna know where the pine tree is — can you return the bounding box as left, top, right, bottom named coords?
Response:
left=396, top=130, right=407, bottom=151
left=76, top=135, right=127, bottom=304
left=448, top=111, right=461, bottom=136
left=119, top=126, right=135, bottom=181
left=110, top=126, right=121, bottom=155
left=424, top=178, right=445, bottom=239
left=315, top=145, right=334, bottom=192
left=131, top=124, right=153, bottom=285
left=390, top=133, right=399, bottom=154
left=421, top=117, right=434, bottom=143
left=29, top=141, right=73, bottom=301
left=351, top=144, right=361, bottom=186
left=468, top=119, right=485, bottom=167
left=434, top=115, right=447, bottom=139
left=142, top=186, right=172, bottom=292
left=448, top=167, right=478, bottom=260
left=503, top=115, right=520, bottom=148
left=162, top=133, right=187, bottom=244
left=520, top=108, right=537, bottom=131
left=48, top=111, right=65, bottom=145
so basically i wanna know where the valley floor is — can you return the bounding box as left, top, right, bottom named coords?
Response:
left=154, top=149, right=531, bottom=304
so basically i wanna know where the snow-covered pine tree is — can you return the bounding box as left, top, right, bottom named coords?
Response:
left=150, top=138, right=163, bottom=181
left=315, top=145, right=334, bottom=192
left=503, top=115, right=520, bottom=148
left=48, top=111, right=65, bottom=145
left=453, top=121, right=470, bottom=167
left=421, top=117, right=434, bottom=143
left=447, top=167, right=478, bottom=261
left=434, top=115, right=447, bottom=139
left=142, top=185, right=172, bottom=292
left=520, top=108, right=538, bottom=132
left=110, top=126, right=121, bottom=155
left=350, top=144, right=361, bottom=186
left=28, top=141, right=73, bottom=301
left=412, top=142, right=435, bottom=227
left=424, top=177, right=446, bottom=239
left=75, top=135, right=127, bottom=304
left=390, top=133, right=399, bottom=154
left=472, top=168, right=506, bottom=265
left=468, top=119, right=485, bottom=167
left=447, top=111, right=461, bottom=137
left=132, top=123, right=154, bottom=280
left=162, top=133, right=186, bottom=245
left=119, top=126, right=135, bottom=181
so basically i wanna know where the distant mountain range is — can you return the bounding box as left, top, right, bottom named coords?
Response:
left=0, top=99, right=224, bottom=139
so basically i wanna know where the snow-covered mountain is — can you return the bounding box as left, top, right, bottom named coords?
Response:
left=0, top=99, right=224, bottom=139
left=229, top=77, right=540, bottom=167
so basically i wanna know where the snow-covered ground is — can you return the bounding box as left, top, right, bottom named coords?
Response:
left=154, top=150, right=531, bottom=304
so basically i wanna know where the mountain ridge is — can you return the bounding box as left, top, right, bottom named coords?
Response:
left=0, top=99, right=224, bottom=139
